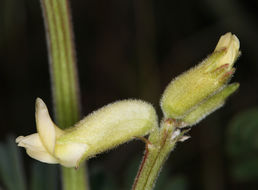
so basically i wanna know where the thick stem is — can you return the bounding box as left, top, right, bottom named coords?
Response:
left=39, top=0, right=89, bottom=189
left=132, top=120, right=184, bottom=190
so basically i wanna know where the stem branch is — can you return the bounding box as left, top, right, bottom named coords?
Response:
left=132, top=120, right=184, bottom=190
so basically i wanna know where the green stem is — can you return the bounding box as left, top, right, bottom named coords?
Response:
left=39, top=0, right=89, bottom=189
left=132, top=120, right=184, bottom=190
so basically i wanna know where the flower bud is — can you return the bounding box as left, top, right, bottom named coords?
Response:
left=160, top=33, right=240, bottom=119
left=16, top=98, right=158, bottom=167
left=55, top=99, right=158, bottom=167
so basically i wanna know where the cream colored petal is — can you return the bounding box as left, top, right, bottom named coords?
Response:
left=214, top=32, right=240, bottom=67
left=16, top=133, right=43, bottom=150
left=16, top=134, right=58, bottom=164
left=215, top=33, right=240, bottom=52
left=55, top=142, right=88, bottom=168
left=26, top=148, right=59, bottom=164
left=35, top=98, right=56, bottom=154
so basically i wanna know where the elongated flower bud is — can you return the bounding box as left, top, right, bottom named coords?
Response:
left=16, top=98, right=158, bottom=167
left=160, top=33, right=240, bottom=119
left=55, top=99, right=158, bottom=167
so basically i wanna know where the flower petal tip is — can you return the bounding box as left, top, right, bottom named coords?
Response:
left=36, top=97, right=46, bottom=108
left=215, top=32, right=240, bottom=51
left=35, top=98, right=56, bottom=154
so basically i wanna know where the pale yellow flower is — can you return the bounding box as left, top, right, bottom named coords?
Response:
left=16, top=98, right=158, bottom=167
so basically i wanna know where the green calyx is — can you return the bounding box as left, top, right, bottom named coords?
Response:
left=183, top=83, right=239, bottom=126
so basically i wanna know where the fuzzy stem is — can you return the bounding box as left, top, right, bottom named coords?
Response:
left=39, top=0, right=89, bottom=189
left=132, top=120, right=182, bottom=190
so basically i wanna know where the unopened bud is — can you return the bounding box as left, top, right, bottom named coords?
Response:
left=160, top=33, right=240, bottom=119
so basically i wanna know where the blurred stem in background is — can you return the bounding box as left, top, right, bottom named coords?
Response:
left=0, top=137, right=27, bottom=190
left=39, top=0, right=89, bottom=189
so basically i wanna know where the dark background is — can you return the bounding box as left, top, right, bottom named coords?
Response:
left=1, top=0, right=258, bottom=189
